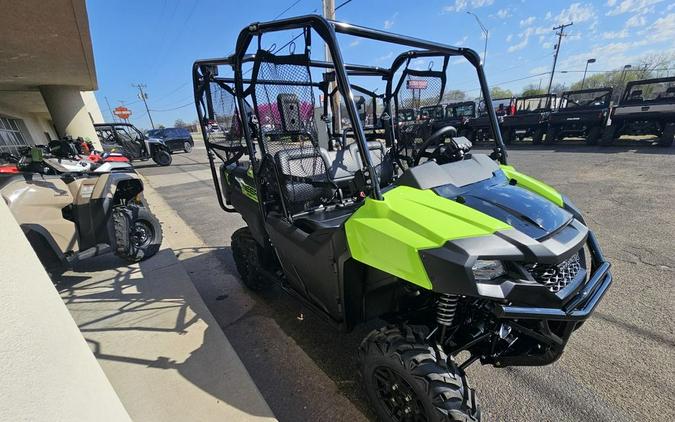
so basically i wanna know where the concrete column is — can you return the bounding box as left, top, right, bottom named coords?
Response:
left=40, top=85, right=102, bottom=149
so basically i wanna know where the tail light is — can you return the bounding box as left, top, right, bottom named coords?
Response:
left=0, top=164, right=19, bottom=174
left=510, top=103, right=516, bottom=116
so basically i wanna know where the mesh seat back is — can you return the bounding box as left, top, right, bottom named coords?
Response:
left=251, top=51, right=333, bottom=214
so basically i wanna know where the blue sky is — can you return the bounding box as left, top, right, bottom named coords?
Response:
left=88, top=0, right=675, bottom=129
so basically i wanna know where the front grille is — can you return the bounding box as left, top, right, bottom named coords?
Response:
left=525, top=252, right=582, bottom=293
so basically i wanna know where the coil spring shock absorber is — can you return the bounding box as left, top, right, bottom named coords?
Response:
left=437, top=293, right=459, bottom=343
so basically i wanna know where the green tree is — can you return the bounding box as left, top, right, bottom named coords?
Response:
left=521, top=84, right=545, bottom=96
left=490, top=86, right=513, bottom=99
left=442, top=89, right=467, bottom=102
left=174, top=118, right=187, bottom=128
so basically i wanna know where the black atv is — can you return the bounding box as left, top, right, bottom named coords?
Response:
left=547, top=87, right=612, bottom=145
left=193, top=15, right=612, bottom=421
left=501, top=94, right=556, bottom=144
left=602, top=76, right=675, bottom=147
left=465, top=97, right=514, bottom=143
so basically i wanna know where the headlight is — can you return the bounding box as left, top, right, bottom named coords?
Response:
left=472, top=260, right=506, bottom=281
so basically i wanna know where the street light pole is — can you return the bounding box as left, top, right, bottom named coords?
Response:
left=581, top=58, right=596, bottom=89
left=466, top=11, right=488, bottom=68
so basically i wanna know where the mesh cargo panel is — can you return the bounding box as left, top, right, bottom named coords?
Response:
left=251, top=52, right=333, bottom=214
left=398, top=73, right=444, bottom=110
left=208, top=83, right=245, bottom=148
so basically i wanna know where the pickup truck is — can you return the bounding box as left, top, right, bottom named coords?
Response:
left=547, top=88, right=612, bottom=145
left=603, top=76, right=675, bottom=147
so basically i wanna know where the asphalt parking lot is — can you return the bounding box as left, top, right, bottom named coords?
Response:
left=137, top=137, right=675, bottom=422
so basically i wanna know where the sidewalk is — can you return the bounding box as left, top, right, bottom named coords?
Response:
left=56, top=184, right=276, bottom=421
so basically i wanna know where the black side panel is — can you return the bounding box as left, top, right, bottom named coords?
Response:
left=266, top=216, right=347, bottom=322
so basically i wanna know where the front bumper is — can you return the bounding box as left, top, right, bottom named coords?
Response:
left=495, top=232, right=612, bottom=321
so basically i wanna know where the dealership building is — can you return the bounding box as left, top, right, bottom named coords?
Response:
left=0, top=0, right=104, bottom=155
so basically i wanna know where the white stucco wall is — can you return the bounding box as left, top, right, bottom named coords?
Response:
left=82, top=90, right=105, bottom=124
left=0, top=200, right=132, bottom=422
left=0, top=104, right=57, bottom=145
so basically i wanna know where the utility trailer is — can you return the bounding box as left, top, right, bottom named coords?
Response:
left=546, top=87, right=612, bottom=145
left=602, top=76, right=675, bottom=147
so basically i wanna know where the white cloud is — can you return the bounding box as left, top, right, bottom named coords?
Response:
left=520, top=16, right=536, bottom=27
left=508, top=37, right=529, bottom=52
left=349, top=40, right=360, bottom=48
left=645, top=12, right=675, bottom=42
left=443, top=0, right=494, bottom=13
left=383, top=12, right=398, bottom=29
left=554, top=2, right=597, bottom=24
left=506, top=34, right=513, bottom=43
left=544, top=11, right=553, bottom=20
left=496, top=8, right=510, bottom=19
left=606, top=0, right=663, bottom=16
left=602, top=29, right=630, bottom=38
left=455, top=35, right=469, bottom=46
left=625, top=13, right=647, bottom=27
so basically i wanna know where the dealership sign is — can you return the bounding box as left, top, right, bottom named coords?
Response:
left=113, top=106, right=132, bottom=119
left=406, top=79, right=428, bottom=90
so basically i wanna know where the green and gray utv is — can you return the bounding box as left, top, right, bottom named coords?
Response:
left=192, top=15, right=612, bottom=422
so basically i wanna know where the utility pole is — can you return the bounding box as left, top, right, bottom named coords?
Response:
left=323, top=0, right=340, bottom=132
left=132, top=83, right=155, bottom=129
left=546, top=22, right=573, bottom=95
left=104, top=96, right=117, bottom=122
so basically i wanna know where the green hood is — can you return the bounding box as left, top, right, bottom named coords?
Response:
left=345, top=186, right=511, bottom=289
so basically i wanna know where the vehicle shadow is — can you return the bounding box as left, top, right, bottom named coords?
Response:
left=170, top=245, right=376, bottom=421
left=54, top=250, right=274, bottom=420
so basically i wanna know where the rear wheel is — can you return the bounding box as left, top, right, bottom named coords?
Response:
left=532, top=127, right=545, bottom=145
left=183, top=141, right=193, bottom=153
left=231, top=227, right=276, bottom=291
left=545, top=126, right=560, bottom=144
left=152, top=149, right=172, bottom=166
left=658, top=123, right=675, bottom=147
left=600, top=126, right=616, bottom=146
left=586, top=126, right=602, bottom=145
left=359, top=325, right=480, bottom=422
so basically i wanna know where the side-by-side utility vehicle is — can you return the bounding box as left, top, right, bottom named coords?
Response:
left=94, top=122, right=174, bottom=166
left=501, top=94, right=556, bottom=144
left=193, top=15, right=612, bottom=421
left=602, top=76, right=675, bottom=147
left=547, top=87, right=613, bottom=145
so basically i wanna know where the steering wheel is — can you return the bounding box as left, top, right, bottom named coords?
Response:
left=412, top=125, right=458, bottom=166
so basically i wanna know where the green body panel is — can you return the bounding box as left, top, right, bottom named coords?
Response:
left=500, top=165, right=563, bottom=207
left=345, top=186, right=511, bottom=289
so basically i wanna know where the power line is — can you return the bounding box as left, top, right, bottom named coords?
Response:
left=150, top=102, right=195, bottom=112
left=132, top=83, right=155, bottom=129
left=273, top=0, right=304, bottom=19
left=336, top=0, right=354, bottom=10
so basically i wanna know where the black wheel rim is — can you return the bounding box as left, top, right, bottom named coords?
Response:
left=131, top=220, right=153, bottom=248
left=373, top=366, right=428, bottom=422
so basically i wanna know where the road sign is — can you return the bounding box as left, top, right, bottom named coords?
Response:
left=406, top=80, right=428, bottom=90
left=113, top=106, right=132, bottom=120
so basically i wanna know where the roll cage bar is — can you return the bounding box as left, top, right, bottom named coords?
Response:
left=193, top=14, right=507, bottom=210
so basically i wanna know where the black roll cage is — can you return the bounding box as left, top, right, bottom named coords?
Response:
left=193, top=14, right=507, bottom=211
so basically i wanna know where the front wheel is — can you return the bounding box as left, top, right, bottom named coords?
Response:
left=112, top=205, right=163, bottom=262
left=183, top=141, right=193, bottom=153
left=501, top=128, right=513, bottom=145
left=658, top=123, right=675, bottom=147
left=152, top=149, right=172, bottom=166
left=586, top=126, right=602, bottom=145
left=600, top=126, right=616, bottom=146
left=231, top=227, right=276, bottom=291
left=359, top=325, right=480, bottom=422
